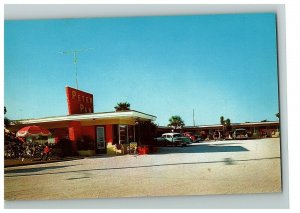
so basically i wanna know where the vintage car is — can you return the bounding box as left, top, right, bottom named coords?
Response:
left=182, top=132, right=197, bottom=141
left=233, top=128, right=249, bottom=140
left=154, top=133, right=192, bottom=147
left=182, top=132, right=205, bottom=143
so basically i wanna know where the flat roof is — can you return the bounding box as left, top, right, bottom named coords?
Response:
left=12, top=110, right=156, bottom=125
left=158, top=121, right=279, bottom=129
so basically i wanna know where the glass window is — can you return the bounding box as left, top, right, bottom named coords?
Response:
left=117, top=125, right=134, bottom=144
left=173, top=134, right=181, bottom=138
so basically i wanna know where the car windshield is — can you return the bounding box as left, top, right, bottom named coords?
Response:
left=236, top=129, right=246, bottom=134
left=173, top=134, right=182, bottom=138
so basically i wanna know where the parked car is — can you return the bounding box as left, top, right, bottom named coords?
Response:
left=194, top=137, right=204, bottom=143
left=182, top=132, right=197, bottom=142
left=233, top=128, right=248, bottom=140
left=154, top=133, right=192, bottom=147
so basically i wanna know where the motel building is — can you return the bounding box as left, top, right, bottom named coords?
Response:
left=157, top=122, right=280, bottom=139
left=8, top=86, right=280, bottom=156
left=9, top=87, right=156, bottom=155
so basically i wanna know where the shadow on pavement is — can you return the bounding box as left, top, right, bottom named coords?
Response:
left=66, top=176, right=91, bottom=180
left=155, top=144, right=249, bottom=154
left=210, top=142, right=243, bottom=146
left=4, top=157, right=280, bottom=178
left=5, top=165, right=78, bottom=174
left=85, top=155, right=116, bottom=159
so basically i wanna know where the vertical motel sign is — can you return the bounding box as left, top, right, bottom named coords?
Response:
left=66, top=86, right=94, bottom=115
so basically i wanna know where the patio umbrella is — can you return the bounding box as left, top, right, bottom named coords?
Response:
left=16, top=125, right=51, bottom=137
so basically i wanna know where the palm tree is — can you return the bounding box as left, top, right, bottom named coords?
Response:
left=220, top=116, right=225, bottom=138
left=225, top=118, right=231, bottom=131
left=168, top=115, right=185, bottom=130
left=220, top=116, right=225, bottom=125
left=114, top=102, right=130, bottom=112
left=220, top=116, right=231, bottom=139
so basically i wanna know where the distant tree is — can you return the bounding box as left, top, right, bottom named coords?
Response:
left=275, top=112, right=280, bottom=119
left=220, top=116, right=231, bottom=139
left=220, top=116, right=225, bottom=125
left=168, top=115, right=185, bottom=130
left=261, top=119, right=268, bottom=122
left=225, top=118, right=231, bottom=131
left=4, top=106, right=10, bottom=128
left=114, top=102, right=130, bottom=112
left=220, top=116, right=225, bottom=137
left=136, top=120, right=158, bottom=146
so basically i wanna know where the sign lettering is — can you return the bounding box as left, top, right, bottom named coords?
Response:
left=66, top=86, right=94, bottom=115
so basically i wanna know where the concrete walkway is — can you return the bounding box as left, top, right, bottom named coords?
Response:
left=4, top=138, right=282, bottom=200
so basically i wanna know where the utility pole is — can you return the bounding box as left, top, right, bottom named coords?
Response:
left=193, top=108, right=195, bottom=126
left=59, top=48, right=91, bottom=89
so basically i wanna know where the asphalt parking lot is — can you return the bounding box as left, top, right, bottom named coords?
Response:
left=4, top=138, right=282, bottom=200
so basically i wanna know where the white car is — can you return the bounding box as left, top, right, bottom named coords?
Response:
left=155, top=133, right=192, bottom=146
left=233, top=128, right=248, bottom=140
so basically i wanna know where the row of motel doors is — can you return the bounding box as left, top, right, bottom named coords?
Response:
left=96, top=125, right=136, bottom=153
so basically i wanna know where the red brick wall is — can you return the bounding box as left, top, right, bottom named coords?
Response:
left=53, top=124, right=112, bottom=151
left=68, top=121, right=82, bottom=150
left=81, top=126, right=96, bottom=141
left=105, top=125, right=113, bottom=144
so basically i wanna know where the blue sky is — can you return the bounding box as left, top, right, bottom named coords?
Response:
left=4, top=13, right=279, bottom=126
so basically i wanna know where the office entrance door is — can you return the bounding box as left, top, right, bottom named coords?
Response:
left=96, top=127, right=106, bottom=154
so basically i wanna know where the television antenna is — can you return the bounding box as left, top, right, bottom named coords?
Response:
left=59, top=48, right=91, bottom=89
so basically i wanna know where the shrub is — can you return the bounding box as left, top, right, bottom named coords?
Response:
left=57, top=138, right=73, bottom=157
left=77, top=135, right=95, bottom=150
left=136, top=121, right=157, bottom=146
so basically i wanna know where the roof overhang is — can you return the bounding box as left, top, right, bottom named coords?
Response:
left=12, top=110, right=156, bottom=126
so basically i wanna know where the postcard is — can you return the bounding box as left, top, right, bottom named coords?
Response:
left=4, top=13, right=281, bottom=200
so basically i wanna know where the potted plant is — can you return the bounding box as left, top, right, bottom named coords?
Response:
left=77, top=135, right=96, bottom=156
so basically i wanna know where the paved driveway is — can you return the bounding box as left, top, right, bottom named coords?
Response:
left=4, top=138, right=282, bottom=200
